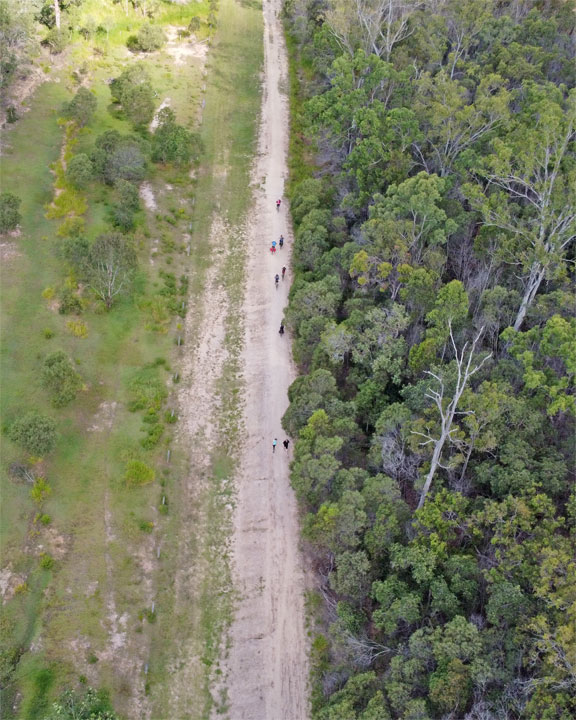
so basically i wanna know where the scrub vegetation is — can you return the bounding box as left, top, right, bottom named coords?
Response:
left=283, top=1, right=575, bottom=719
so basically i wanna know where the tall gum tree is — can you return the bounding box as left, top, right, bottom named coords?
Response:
left=465, top=87, right=576, bottom=331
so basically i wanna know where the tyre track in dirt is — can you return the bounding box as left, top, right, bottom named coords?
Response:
left=223, top=0, right=310, bottom=717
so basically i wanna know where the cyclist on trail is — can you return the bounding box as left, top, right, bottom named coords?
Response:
left=281, top=266, right=286, bottom=279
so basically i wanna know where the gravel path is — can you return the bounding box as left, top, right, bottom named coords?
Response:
left=223, top=0, right=310, bottom=717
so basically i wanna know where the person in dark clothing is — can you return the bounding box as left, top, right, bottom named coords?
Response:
left=283, top=439, right=289, bottom=451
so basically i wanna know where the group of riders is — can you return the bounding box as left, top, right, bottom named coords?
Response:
left=273, top=199, right=286, bottom=336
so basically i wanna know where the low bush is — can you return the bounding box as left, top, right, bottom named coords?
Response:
left=66, top=320, right=88, bottom=338
left=58, top=286, right=83, bottom=315
left=41, top=351, right=82, bottom=407
left=8, top=412, right=57, bottom=456
left=39, top=553, right=54, bottom=570
left=0, top=192, right=21, bottom=233
left=127, top=24, right=166, bottom=53
left=30, top=478, right=52, bottom=505
left=125, top=460, right=155, bottom=487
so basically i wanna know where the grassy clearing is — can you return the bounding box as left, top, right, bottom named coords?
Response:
left=2, top=0, right=263, bottom=716
left=0, top=1, right=215, bottom=717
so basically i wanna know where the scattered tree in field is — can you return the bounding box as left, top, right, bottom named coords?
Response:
left=86, top=232, right=137, bottom=308
left=127, top=23, right=166, bottom=52
left=42, top=26, right=69, bottom=53
left=188, top=16, right=201, bottom=33
left=109, top=64, right=155, bottom=128
left=91, top=132, right=149, bottom=185
left=65, top=153, right=94, bottom=189
left=63, top=87, right=97, bottom=127
left=0, top=192, right=21, bottom=233
left=41, top=351, right=82, bottom=407
left=152, top=107, right=200, bottom=165
left=8, top=412, right=57, bottom=455
left=111, top=179, right=140, bottom=231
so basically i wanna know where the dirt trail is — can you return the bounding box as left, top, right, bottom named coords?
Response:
left=224, top=0, right=309, bottom=718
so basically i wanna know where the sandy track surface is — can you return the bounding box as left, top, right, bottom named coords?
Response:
left=224, top=0, right=309, bottom=718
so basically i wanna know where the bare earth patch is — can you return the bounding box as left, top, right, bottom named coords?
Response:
left=164, top=215, right=233, bottom=718
left=0, top=241, right=22, bottom=263
left=87, top=401, right=118, bottom=432
left=165, top=26, right=209, bottom=66
left=0, top=564, right=26, bottom=605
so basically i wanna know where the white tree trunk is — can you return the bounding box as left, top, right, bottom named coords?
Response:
left=54, top=0, right=60, bottom=29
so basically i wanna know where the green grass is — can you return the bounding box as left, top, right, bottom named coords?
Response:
left=0, top=3, right=213, bottom=717
left=2, top=0, right=263, bottom=717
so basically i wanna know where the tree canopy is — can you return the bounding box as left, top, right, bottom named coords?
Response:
left=284, top=0, right=576, bottom=716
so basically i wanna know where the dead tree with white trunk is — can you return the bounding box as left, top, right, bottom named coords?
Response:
left=411, top=325, right=492, bottom=510
left=324, top=0, right=418, bottom=62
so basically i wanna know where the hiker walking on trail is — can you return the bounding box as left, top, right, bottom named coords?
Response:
left=279, top=324, right=285, bottom=335
left=272, top=239, right=277, bottom=248
left=283, top=439, right=289, bottom=451
left=281, top=266, right=286, bottom=280
left=275, top=274, right=280, bottom=287
left=276, top=199, right=281, bottom=211
left=272, top=438, right=278, bottom=453
left=279, top=236, right=284, bottom=248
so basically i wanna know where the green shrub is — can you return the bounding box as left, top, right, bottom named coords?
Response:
left=30, top=478, right=52, bottom=505
left=0, top=192, right=21, bottom=233
left=188, top=16, right=201, bottom=33
left=43, top=328, right=55, bottom=339
left=58, top=286, right=83, bottom=315
left=109, top=65, right=155, bottom=128
left=57, top=216, right=85, bottom=238
left=127, top=24, right=166, bottom=53
left=39, top=553, right=54, bottom=570
left=63, top=88, right=97, bottom=127
left=125, top=460, right=155, bottom=487
left=66, top=154, right=94, bottom=189
left=92, top=133, right=149, bottom=185
left=140, top=423, right=164, bottom=449
left=139, top=520, right=154, bottom=533
left=8, top=412, right=57, bottom=455
left=152, top=108, right=201, bottom=166
left=45, top=187, right=87, bottom=219
left=127, top=367, right=167, bottom=412
left=41, top=351, right=82, bottom=407
left=39, top=514, right=52, bottom=525
left=42, top=27, right=70, bottom=54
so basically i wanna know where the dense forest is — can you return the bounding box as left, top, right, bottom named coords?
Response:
left=282, top=0, right=575, bottom=718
